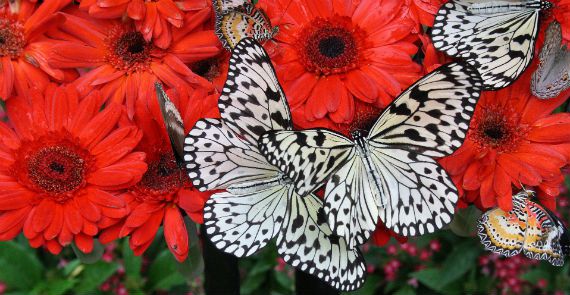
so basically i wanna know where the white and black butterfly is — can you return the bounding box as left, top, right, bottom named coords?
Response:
left=259, top=62, right=483, bottom=248
left=478, top=189, right=570, bottom=266
left=183, top=38, right=366, bottom=291
left=432, top=0, right=553, bottom=90
left=532, top=21, right=570, bottom=99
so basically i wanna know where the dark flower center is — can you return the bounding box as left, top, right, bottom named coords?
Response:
left=106, top=27, right=155, bottom=72
left=191, top=56, right=222, bottom=82
left=25, top=145, right=87, bottom=200
left=0, top=14, right=25, bottom=59
left=471, top=106, right=526, bottom=152
left=135, top=152, right=186, bottom=201
left=319, top=36, right=345, bottom=58
left=298, top=16, right=363, bottom=76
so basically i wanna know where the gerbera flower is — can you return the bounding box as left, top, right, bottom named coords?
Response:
left=439, top=71, right=570, bottom=212
left=48, top=8, right=220, bottom=118
left=551, top=0, right=570, bottom=44
left=264, top=0, right=421, bottom=126
left=101, top=86, right=218, bottom=262
left=0, top=84, right=147, bottom=254
left=0, top=0, right=72, bottom=100
left=189, top=51, right=229, bottom=92
left=408, top=0, right=446, bottom=27
left=78, top=0, right=210, bottom=49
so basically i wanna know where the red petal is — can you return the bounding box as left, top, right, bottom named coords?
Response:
left=75, top=196, right=102, bottom=223
left=64, top=202, right=84, bottom=234
left=87, top=188, right=126, bottom=209
left=74, top=233, right=94, bottom=253
left=32, top=199, right=54, bottom=233
left=164, top=206, right=188, bottom=261
left=130, top=208, right=164, bottom=246
left=44, top=204, right=64, bottom=240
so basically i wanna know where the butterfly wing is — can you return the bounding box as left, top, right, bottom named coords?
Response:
left=184, top=118, right=281, bottom=191
left=203, top=185, right=288, bottom=257
left=532, top=21, right=570, bottom=99
left=324, top=156, right=380, bottom=248
left=371, top=148, right=458, bottom=236
left=367, top=62, right=481, bottom=158
left=213, top=0, right=253, bottom=13
left=259, top=129, right=356, bottom=197
left=431, top=0, right=540, bottom=89
left=477, top=192, right=528, bottom=257
left=155, top=83, right=186, bottom=166
left=523, top=201, right=566, bottom=266
left=277, top=191, right=366, bottom=291
left=219, top=38, right=292, bottom=142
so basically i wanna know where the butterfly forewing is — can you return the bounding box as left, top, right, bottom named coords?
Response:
left=155, top=83, right=186, bottom=165
left=277, top=192, right=366, bottom=292
left=368, top=62, right=482, bottom=158
left=219, top=38, right=292, bottom=144
left=259, top=130, right=356, bottom=197
left=184, top=119, right=281, bottom=191
left=432, top=0, right=543, bottom=89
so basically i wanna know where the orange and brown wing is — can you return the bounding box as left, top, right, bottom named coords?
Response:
left=478, top=205, right=527, bottom=257
left=522, top=201, right=566, bottom=266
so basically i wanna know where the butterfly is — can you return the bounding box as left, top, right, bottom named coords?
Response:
left=431, top=0, right=553, bottom=90
left=259, top=62, right=483, bottom=248
left=532, top=21, right=570, bottom=99
left=155, top=82, right=186, bottom=166
left=183, top=38, right=366, bottom=291
left=478, top=189, right=570, bottom=266
left=213, top=0, right=278, bottom=50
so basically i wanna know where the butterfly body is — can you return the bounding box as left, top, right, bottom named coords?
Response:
left=478, top=189, right=569, bottom=266
left=532, top=21, right=570, bottom=99
left=432, top=0, right=552, bottom=89
left=351, top=130, right=387, bottom=207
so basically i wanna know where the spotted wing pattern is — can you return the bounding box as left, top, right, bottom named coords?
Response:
left=214, top=3, right=277, bottom=50
left=278, top=193, right=366, bottom=292
left=431, top=0, right=544, bottom=89
left=531, top=21, right=570, bottom=99
left=219, top=38, right=290, bottom=144
left=478, top=190, right=568, bottom=266
left=259, top=130, right=356, bottom=197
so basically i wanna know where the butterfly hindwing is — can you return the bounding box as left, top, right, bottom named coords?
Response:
left=371, top=147, right=458, bottom=236
left=431, top=0, right=542, bottom=89
left=259, top=129, right=356, bottom=197
left=523, top=201, right=565, bottom=266
left=219, top=38, right=291, bottom=144
left=532, top=21, right=570, bottom=99
left=184, top=118, right=281, bottom=191
left=203, top=186, right=288, bottom=257
left=277, top=192, right=366, bottom=292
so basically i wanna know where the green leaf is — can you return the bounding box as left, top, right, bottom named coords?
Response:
left=147, top=250, right=186, bottom=291
left=394, top=286, right=416, bottom=295
left=71, top=239, right=104, bottom=264
left=176, top=219, right=204, bottom=281
left=274, top=271, right=293, bottom=292
left=0, top=241, right=44, bottom=291
left=75, top=261, right=118, bottom=294
left=241, top=271, right=266, bottom=295
left=349, top=274, right=380, bottom=295
left=439, top=241, right=480, bottom=286
left=520, top=269, right=550, bottom=284
left=44, top=279, right=76, bottom=295
left=62, top=260, right=82, bottom=277
left=411, top=268, right=445, bottom=291
left=449, top=206, right=482, bottom=237
left=122, top=238, right=142, bottom=279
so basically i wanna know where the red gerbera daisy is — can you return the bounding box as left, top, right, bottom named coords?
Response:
left=551, top=0, right=570, bottom=44
left=439, top=71, right=570, bottom=212
left=48, top=8, right=220, bottom=118
left=0, top=84, right=147, bottom=254
left=407, top=0, right=446, bottom=27
left=265, top=0, right=421, bottom=126
left=101, top=86, right=218, bottom=262
left=0, top=0, right=72, bottom=100
left=78, top=0, right=209, bottom=49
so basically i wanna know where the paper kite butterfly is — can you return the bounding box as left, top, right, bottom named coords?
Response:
left=258, top=62, right=483, bottom=248
left=478, top=189, right=570, bottom=266
left=213, top=0, right=278, bottom=50
left=183, top=38, right=366, bottom=292
left=431, top=0, right=553, bottom=90
left=532, top=20, right=570, bottom=99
